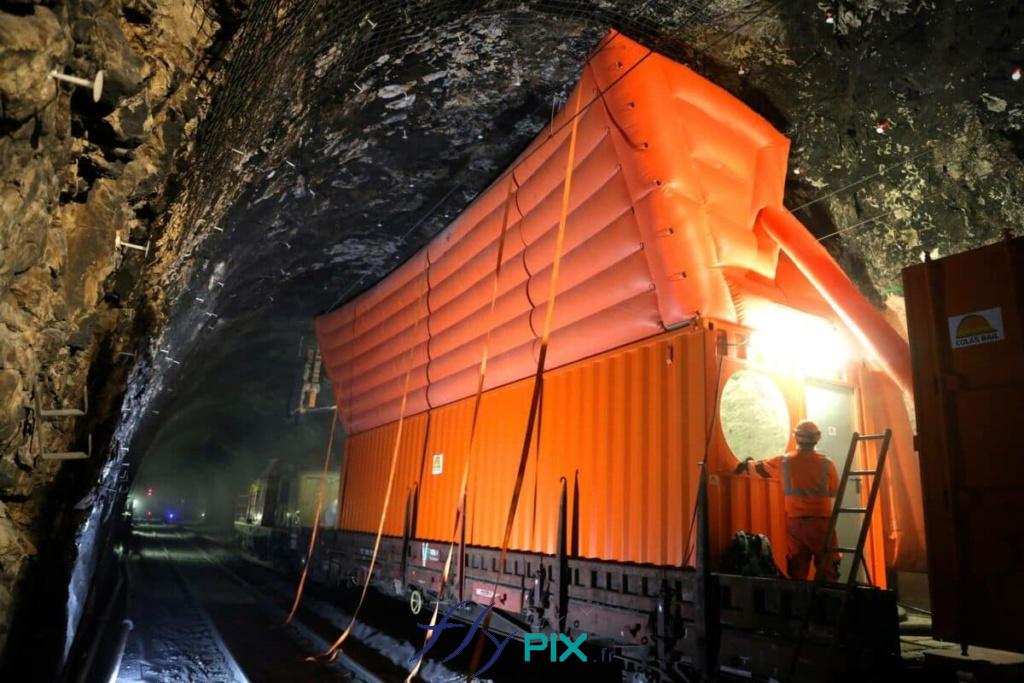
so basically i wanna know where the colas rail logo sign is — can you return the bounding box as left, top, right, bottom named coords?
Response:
left=411, top=600, right=602, bottom=678
left=948, top=307, right=1005, bottom=349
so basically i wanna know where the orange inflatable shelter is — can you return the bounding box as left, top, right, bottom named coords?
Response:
left=315, top=31, right=926, bottom=578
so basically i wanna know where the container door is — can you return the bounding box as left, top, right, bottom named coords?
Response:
left=903, top=237, right=1024, bottom=651
left=804, top=381, right=861, bottom=580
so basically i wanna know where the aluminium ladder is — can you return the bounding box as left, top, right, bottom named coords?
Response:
left=787, top=428, right=893, bottom=682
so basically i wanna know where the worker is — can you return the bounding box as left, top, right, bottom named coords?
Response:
left=733, top=420, right=840, bottom=581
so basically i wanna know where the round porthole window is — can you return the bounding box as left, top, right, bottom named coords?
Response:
left=719, top=369, right=790, bottom=463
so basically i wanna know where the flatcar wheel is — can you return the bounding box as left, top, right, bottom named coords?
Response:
left=409, top=588, right=424, bottom=615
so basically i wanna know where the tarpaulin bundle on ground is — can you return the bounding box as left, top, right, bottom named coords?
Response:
left=315, top=30, right=926, bottom=573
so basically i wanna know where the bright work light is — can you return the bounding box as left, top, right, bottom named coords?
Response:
left=745, top=304, right=851, bottom=379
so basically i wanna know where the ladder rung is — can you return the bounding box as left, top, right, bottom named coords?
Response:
left=857, top=433, right=888, bottom=441
left=839, top=507, right=868, bottom=513
left=849, top=469, right=876, bottom=476
left=829, top=546, right=860, bottom=554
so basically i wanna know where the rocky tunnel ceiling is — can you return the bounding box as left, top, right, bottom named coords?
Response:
left=1, top=0, right=1023, bottom=670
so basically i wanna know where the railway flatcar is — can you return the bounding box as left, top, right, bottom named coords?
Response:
left=307, top=30, right=924, bottom=681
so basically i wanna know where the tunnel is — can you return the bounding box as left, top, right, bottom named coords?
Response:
left=1, top=1, right=1023, bottom=681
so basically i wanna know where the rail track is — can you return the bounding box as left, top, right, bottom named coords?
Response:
left=119, top=524, right=388, bottom=682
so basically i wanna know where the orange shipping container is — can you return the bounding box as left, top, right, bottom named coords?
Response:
left=335, top=322, right=895, bottom=577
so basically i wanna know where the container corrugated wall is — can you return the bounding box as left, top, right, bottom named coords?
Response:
left=463, top=380, right=535, bottom=552
left=707, top=474, right=789, bottom=572
left=339, top=326, right=709, bottom=567
left=338, top=412, right=428, bottom=536
left=527, top=328, right=707, bottom=565
left=415, top=370, right=539, bottom=549
left=417, top=395, right=493, bottom=543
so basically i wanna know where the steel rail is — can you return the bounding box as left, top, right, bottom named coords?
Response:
left=173, top=529, right=383, bottom=683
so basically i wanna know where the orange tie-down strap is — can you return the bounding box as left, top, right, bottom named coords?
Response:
left=440, top=83, right=584, bottom=682
left=284, top=407, right=340, bottom=624
left=405, top=175, right=519, bottom=683
left=328, top=57, right=582, bottom=679
left=318, top=268, right=430, bottom=663
left=322, top=174, right=518, bottom=667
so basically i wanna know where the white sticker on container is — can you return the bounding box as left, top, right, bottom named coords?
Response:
left=948, top=307, right=1005, bottom=349
left=431, top=453, right=444, bottom=475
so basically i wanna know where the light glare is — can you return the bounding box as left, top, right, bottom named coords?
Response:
left=746, top=305, right=851, bottom=379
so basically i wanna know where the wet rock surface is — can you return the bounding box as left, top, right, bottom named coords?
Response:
left=0, top=0, right=216, bottom=669
left=755, top=1, right=1024, bottom=300
left=0, top=0, right=1022, bottom=675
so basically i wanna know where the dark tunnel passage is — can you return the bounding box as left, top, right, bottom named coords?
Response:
left=1, top=1, right=1024, bottom=681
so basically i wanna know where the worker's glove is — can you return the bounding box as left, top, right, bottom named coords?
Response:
left=732, top=458, right=756, bottom=475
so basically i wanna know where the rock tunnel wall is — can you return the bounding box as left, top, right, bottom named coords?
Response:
left=0, top=0, right=223, bottom=667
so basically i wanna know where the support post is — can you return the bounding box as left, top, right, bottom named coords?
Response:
left=556, top=477, right=571, bottom=633
left=457, top=492, right=467, bottom=602
left=400, top=484, right=416, bottom=588
left=695, top=462, right=719, bottom=681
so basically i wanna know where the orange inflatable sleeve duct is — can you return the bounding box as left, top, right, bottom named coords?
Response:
left=315, top=29, right=913, bottom=430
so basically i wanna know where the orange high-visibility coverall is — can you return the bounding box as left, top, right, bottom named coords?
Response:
left=760, top=450, right=841, bottom=580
